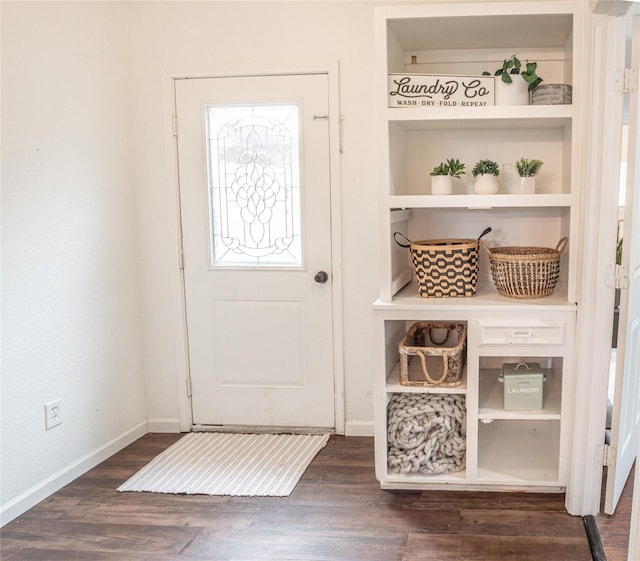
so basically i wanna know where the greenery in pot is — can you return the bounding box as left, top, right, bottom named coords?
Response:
left=516, top=158, right=543, bottom=177
left=472, top=159, right=500, bottom=177
left=483, top=55, right=543, bottom=92
left=430, top=158, right=466, bottom=178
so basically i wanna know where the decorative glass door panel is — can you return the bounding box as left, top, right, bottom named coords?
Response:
left=207, top=104, right=302, bottom=268
left=176, top=73, right=334, bottom=428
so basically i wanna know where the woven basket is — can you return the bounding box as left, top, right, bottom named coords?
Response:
left=480, top=237, right=568, bottom=299
left=398, top=322, right=466, bottom=386
left=394, top=228, right=491, bottom=298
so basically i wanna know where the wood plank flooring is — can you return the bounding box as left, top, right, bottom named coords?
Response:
left=0, top=433, right=623, bottom=561
left=596, top=466, right=635, bottom=561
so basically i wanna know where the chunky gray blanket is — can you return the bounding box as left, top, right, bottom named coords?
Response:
left=387, top=393, right=466, bottom=475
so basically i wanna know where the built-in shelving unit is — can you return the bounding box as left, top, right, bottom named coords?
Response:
left=373, top=1, right=586, bottom=497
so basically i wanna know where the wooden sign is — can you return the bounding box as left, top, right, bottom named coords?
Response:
left=388, top=74, right=495, bottom=108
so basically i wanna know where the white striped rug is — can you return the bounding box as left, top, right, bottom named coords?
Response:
left=117, top=432, right=330, bottom=497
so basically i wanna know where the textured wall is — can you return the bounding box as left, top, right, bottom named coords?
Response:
left=1, top=1, right=147, bottom=521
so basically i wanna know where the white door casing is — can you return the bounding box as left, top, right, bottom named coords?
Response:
left=175, top=73, right=337, bottom=429
left=605, top=13, right=640, bottom=516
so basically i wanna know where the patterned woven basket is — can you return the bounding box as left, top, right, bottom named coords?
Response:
left=480, top=237, right=568, bottom=299
left=394, top=228, right=491, bottom=298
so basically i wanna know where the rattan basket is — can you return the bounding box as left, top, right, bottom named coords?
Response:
left=398, top=321, right=467, bottom=386
left=480, top=237, right=568, bottom=299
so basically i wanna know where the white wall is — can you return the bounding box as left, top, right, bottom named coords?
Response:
left=0, top=0, right=385, bottom=523
left=127, top=1, right=382, bottom=434
left=1, top=1, right=147, bottom=523
left=1, top=0, right=506, bottom=524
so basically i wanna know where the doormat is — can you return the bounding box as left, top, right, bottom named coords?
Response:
left=117, top=432, right=330, bottom=497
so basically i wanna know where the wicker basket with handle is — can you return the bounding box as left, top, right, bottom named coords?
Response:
left=398, top=321, right=466, bottom=387
left=394, top=227, right=491, bottom=298
left=480, top=237, right=568, bottom=299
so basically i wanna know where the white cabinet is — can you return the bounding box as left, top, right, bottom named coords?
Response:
left=374, top=309, right=575, bottom=491
left=373, top=2, right=587, bottom=496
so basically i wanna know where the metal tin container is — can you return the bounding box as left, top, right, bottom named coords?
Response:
left=531, top=84, right=573, bottom=105
left=499, top=362, right=545, bottom=411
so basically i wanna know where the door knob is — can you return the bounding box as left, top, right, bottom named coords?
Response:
left=314, top=271, right=329, bottom=284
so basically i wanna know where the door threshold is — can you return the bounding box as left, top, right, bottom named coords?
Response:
left=192, top=424, right=335, bottom=435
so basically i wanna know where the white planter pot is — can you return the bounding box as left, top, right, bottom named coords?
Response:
left=473, top=174, right=500, bottom=195
left=495, top=77, right=530, bottom=106
left=517, top=176, right=536, bottom=194
left=431, top=175, right=453, bottom=195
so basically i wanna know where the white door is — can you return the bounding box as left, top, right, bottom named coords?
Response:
left=175, top=74, right=335, bottom=429
left=605, top=13, right=640, bottom=515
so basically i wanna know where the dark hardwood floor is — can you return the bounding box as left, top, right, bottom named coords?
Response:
left=596, top=466, right=635, bottom=561
left=0, top=433, right=628, bottom=561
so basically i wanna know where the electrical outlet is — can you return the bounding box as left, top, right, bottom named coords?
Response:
left=45, top=399, right=62, bottom=430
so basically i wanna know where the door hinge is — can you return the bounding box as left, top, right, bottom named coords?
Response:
left=597, top=443, right=616, bottom=467
left=186, top=376, right=192, bottom=397
left=178, top=249, right=185, bottom=270
left=605, top=264, right=629, bottom=289
left=615, top=68, right=638, bottom=94
left=172, top=115, right=179, bottom=136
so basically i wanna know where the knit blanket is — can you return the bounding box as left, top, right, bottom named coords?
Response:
left=387, top=393, right=466, bottom=475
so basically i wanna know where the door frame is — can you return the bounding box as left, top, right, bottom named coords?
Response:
left=568, top=6, right=637, bottom=517
left=161, top=64, right=345, bottom=434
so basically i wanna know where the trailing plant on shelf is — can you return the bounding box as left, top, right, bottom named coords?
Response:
left=516, top=158, right=543, bottom=177
left=472, top=159, right=500, bottom=177
left=483, top=55, right=543, bottom=92
left=430, top=158, right=466, bottom=178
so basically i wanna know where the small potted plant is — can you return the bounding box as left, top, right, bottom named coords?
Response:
left=483, top=55, right=542, bottom=105
left=472, top=159, right=500, bottom=194
left=515, top=157, right=543, bottom=194
left=429, top=158, right=465, bottom=195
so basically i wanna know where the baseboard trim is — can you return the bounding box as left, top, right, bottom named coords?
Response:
left=146, top=418, right=182, bottom=433
left=0, top=420, right=148, bottom=527
left=344, top=421, right=374, bottom=437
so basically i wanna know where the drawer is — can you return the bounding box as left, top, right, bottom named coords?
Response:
left=479, top=321, right=565, bottom=346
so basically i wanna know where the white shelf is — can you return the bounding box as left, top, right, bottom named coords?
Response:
left=382, top=470, right=467, bottom=485
left=478, top=368, right=561, bottom=420
left=386, top=361, right=467, bottom=394
left=386, top=104, right=574, bottom=129
left=375, top=279, right=576, bottom=312
left=385, top=8, right=574, bottom=52
left=388, top=193, right=573, bottom=209
left=477, top=420, right=560, bottom=484
left=374, top=1, right=580, bottom=495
